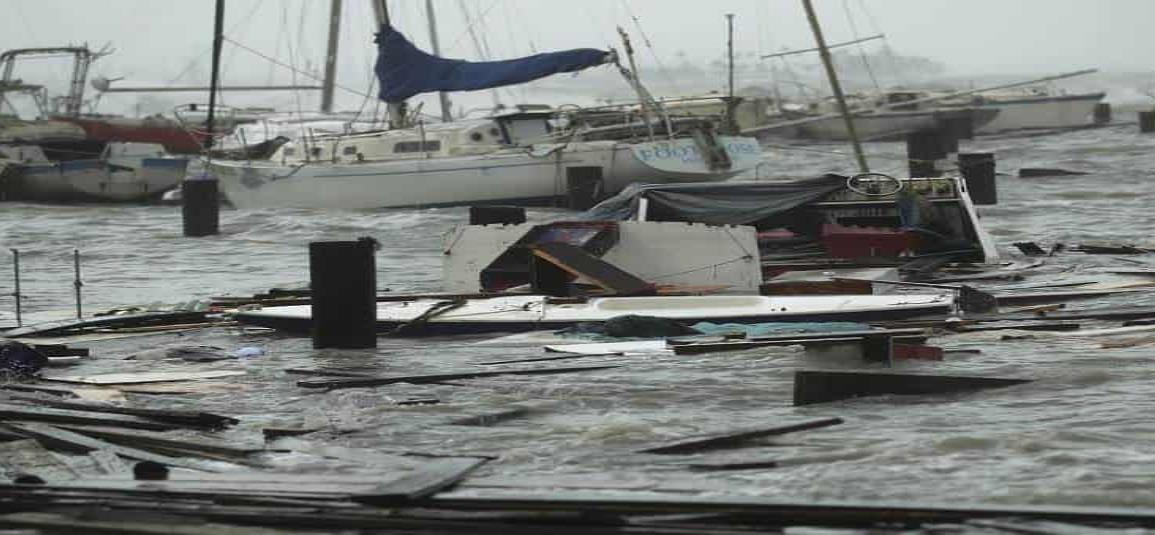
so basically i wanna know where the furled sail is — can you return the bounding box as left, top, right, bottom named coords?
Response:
left=375, top=24, right=610, bottom=103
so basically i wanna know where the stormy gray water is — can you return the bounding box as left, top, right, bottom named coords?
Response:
left=2, top=123, right=1155, bottom=516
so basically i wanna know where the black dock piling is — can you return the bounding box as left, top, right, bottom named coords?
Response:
left=860, top=334, right=893, bottom=364
left=940, top=112, right=975, bottom=141
left=10, top=249, right=21, bottom=327
left=1140, top=111, right=1155, bottom=133
left=905, top=129, right=946, bottom=177
left=469, top=206, right=526, bottom=226
left=958, top=152, right=997, bottom=205
left=565, top=166, right=605, bottom=210
left=1093, top=103, right=1111, bottom=125
left=181, top=178, right=220, bottom=237
left=309, top=239, right=377, bottom=349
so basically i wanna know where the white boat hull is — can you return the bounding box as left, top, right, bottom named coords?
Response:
left=10, top=157, right=187, bottom=202
left=234, top=293, right=955, bottom=336
left=973, top=93, right=1105, bottom=133
left=210, top=137, right=761, bottom=210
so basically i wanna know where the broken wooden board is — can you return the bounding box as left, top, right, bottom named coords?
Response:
left=0, top=311, right=210, bottom=338
left=672, top=328, right=927, bottom=356
left=0, top=439, right=80, bottom=481
left=543, top=340, right=670, bottom=355
left=687, top=459, right=781, bottom=471
left=530, top=242, right=656, bottom=296
left=0, top=512, right=287, bottom=535
left=1007, top=324, right=1155, bottom=339
left=793, top=370, right=1032, bottom=406
left=284, top=367, right=375, bottom=378
left=991, top=288, right=1149, bottom=306
left=352, top=457, right=488, bottom=506
left=760, top=268, right=897, bottom=296
left=1, top=422, right=215, bottom=471
left=637, top=418, right=844, bottom=454
left=5, top=396, right=238, bottom=429
left=449, top=407, right=532, bottom=427
left=45, top=370, right=246, bottom=385
left=950, top=322, right=1082, bottom=333
left=297, top=365, right=620, bottom=390
left=55, top=425, right=260, bottom=459
left=0, top=404, right=184, bottom=431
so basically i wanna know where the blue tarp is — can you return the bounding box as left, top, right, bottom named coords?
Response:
left=375, top=24, right=609, bottom=103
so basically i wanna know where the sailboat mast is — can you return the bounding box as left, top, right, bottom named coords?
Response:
left=425, top=0, right=452, bottom=122
left=800, top=0, right=868, bottom=172
left=320, top=0, right=343, bottom=114
left=205, top=0, right=225, bottom=150
left=371, top=0, right=409, bottom=128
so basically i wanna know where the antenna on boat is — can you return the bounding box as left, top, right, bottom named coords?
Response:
left=800, top=0, right=869, bottom=173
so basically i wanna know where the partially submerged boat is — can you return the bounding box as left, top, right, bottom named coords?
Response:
left=233, top=172, right=998, bottom=336
left=0, top=142, right=187, bottom=202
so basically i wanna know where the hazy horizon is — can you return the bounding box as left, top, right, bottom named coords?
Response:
left=2, top=1, right=1153, bottom=117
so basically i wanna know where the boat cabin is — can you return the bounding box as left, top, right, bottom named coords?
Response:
left=268, top=110, right=564, bottom=166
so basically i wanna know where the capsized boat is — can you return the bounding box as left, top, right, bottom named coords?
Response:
left=233, top=293, right=955, bottom=336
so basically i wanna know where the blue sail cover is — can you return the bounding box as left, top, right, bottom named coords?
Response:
left=375, top=24, right=609, bottom=103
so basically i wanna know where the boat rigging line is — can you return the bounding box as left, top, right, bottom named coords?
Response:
left=841, top=0, right=881, bottom=92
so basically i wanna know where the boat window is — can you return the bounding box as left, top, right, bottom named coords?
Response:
left=342, top=146, right=358, bottom=155
left=469, top=132, right=483, bottom=142
left=310, top=147, right=322, bottom=158
left=497, top=117, right=550, bottom=145
left=394, top=140, right=441, bottom=153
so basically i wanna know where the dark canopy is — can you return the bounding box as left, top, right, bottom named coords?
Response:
left=578, top=175, right=848, bottom=226
left=374, top=24, right=609, bottom=103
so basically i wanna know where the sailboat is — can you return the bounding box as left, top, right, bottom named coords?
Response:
left=207, top=15, right=762, bottom=210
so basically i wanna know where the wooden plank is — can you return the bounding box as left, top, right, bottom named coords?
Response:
left=0, top=311, right=210, bottom=338
left=530, top=242, right=656, bottom=296
left=637, top=418, right=844, bottom=454
left=0, top=439, right=80, bottom=481
left=687, top=459, right=780, bottom=471
left=6, top=396, right=238, bottom=429
left=0, top=404, right=183, bottom=431
left=950, top=322, right=1081, bottom=333
left=473, top=353, right=614, bottom=366
left=45, top=370, right=246, bottom=385
left=284, top=367, right=374, bottom=378
left=297, top=365, right=621, bottom=390
left=55, top=425, right=260, bottom=458
left=793, top=370, right=1032, bottom=406
left=353, top=457, right=488, bottom=506
left=672, top=328, right=927, bottom=355
left=449, top=407, right=532, bottom=427
left=0, top=512, right=286, bottom=535
left=674, top=337, right=863, bottom=355
left=2, top=422, right=214, bottom=471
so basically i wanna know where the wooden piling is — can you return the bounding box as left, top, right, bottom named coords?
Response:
left=958, top=152, right=997, bottom=205
left=905, top=129, right=945, bottom=177
left=1093, top=102, right=1111, bottom=125
left=1140, top=111, right=1155, bottom=133
left=181, top=178, right=220, bottom=237
left=469, top=206, right=526, bottom=225
left=309, top=239, right=377, bottom=349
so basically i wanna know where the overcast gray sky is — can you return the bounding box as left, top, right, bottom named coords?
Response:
left=3, top=1, right=1153, bottom=115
